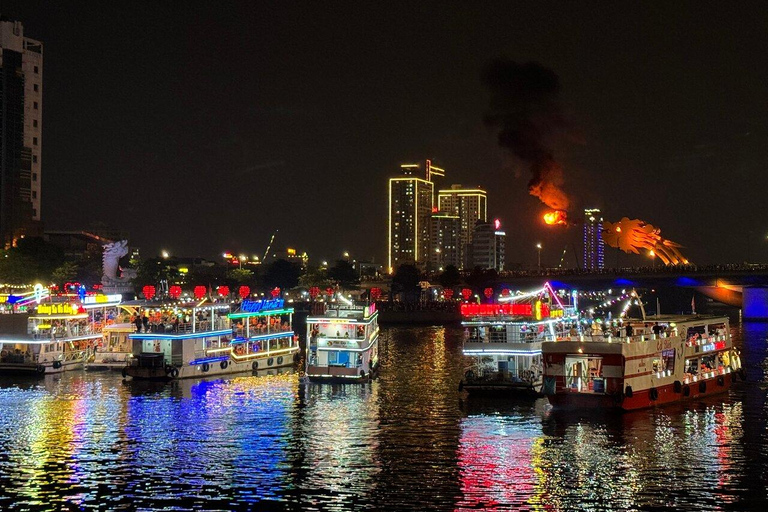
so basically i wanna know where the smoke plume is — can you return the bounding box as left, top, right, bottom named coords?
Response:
left=482, top=59, right=570, bottom=211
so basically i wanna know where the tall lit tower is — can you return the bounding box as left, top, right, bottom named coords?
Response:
left=0, top=17, right=43, bottom=247
left=437, top=184, right=487, bottom=269
left=388, top=160, right=444, bottom=272
left=583, top=208, right=604, bottom=270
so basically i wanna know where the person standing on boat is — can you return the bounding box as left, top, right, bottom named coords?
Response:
left=142, top=314, right=149, bottom=333
left=134, top=314, right=143, bottom=333
left=625, top=323, right=634, bottom=338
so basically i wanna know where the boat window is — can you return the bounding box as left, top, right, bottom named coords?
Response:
left=489, top=326, right=507, bottom=343
left=653, top=349, right=675, bottom=374
left=700, top=354, right=718, bottom=373
left=565, top=355, right=604, bottom=393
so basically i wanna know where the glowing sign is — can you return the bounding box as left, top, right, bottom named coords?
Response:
left=364, top=303, right=377, bottom=318
left=460, top=303, right=551, bottom=317
left=494, top=218, right=501, bottom=230
left=37, top=303, right=81, bottom=316
left=83, top=294, right=122, bottom=304
left=241, top=299, right=285, bottom=313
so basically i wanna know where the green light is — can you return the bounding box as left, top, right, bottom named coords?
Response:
left=228, top=308, right=294, bottom=319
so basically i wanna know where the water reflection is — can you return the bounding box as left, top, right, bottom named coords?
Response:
left=0, top=321, right=766, bottom=510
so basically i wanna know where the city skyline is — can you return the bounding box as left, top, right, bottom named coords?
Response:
left=2, top=3, right=768, bottom=266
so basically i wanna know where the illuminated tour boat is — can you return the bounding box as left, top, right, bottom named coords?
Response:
left=305, top=299, right=380, bottom=383
left=459, top=283, right=578, bottom=396
left=123, top=298, right=297, bottom=380
left=542, top=313, right=743, bottom=410
left=83, top=294, right=133, bottom=371
left=0, top=293, right=119, bottom=375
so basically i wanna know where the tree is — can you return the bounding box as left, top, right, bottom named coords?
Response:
left=328, top=259, right=358, bottom=289
left=264, top=259, right=301, bottom=290
left=298, top=265, right=331, bottom=288
left=438, top=264, right=461, bottom=289
left=226, top=268, right=255, bottom=286
left=51, top=262, right=78, bottom=288
left=391, top=264, right=421, bottom=301
left=0, top=237, right=65, bottom=284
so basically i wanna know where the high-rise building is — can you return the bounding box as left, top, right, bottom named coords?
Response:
left=388, top=160, right=444, bottom=272
left=583, top=208, right=604, bottom=270
left=0, top=17, right=42, bottom=247
left=471, top=218, right=505, bottom=272
left=437, top=184, right=487, bottom=269
left=429, top=213, right=460, bottom=271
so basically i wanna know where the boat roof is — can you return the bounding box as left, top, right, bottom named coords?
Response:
left=625, top=314, right=728, bottom=324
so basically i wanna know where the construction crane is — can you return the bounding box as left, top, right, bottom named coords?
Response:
left=262, top=230, right=278, bottom=263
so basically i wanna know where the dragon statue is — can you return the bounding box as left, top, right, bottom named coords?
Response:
left=602, top=217, right=688, bottom=266
left=101, top=240, right=137, bottom=292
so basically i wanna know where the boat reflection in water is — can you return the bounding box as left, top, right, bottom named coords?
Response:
left=0, top=321, right=765, bottom=510
left=456, top=397, right=747, bottom=510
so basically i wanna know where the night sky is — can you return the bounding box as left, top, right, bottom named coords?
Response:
left=6, top=1, right=768, bottom=267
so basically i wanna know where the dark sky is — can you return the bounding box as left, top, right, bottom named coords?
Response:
left=5, top=1, right=768, bottom=266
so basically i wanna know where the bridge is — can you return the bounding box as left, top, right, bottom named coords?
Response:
left=365, top=264, right=768, bottom=320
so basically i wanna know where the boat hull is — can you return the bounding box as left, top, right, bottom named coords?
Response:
left=547, top=373, right=735, bottom=411
left=123, top=349, right=299, bottom=381
left=0, top=359, right=84, bottom=376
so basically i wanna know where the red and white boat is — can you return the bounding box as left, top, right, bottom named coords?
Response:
left=542, top=314, right=744, bottom=410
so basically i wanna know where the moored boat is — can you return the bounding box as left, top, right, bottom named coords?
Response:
left=0, top=301, right=100, bottom=375
left=304, top=299, right=379, bottom=383
left=123, top=298, right=298, bottom=380
left=542, top=314, right=743, bottom=410
left=459, top=283, right=578, bottom=397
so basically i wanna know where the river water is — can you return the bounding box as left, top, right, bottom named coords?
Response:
left=0, top=322, right=766, bottom=511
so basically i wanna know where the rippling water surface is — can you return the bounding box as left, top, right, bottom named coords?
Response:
left=1, top=323, right=767, bottom=511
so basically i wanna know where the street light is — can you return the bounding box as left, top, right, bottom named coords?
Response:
left=343, top=251, right=350, bottom=260
left=536, top=243, right=542, bottom=270
left=239, top=254, right=247, bottom=269
left=161, top=250, right=170, bottom=259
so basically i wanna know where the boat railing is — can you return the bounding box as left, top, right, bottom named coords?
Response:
left=466, top=335, right=553, bottom=344
left=232, top=326, right=294, bottom=339
left=137, top=317, right=231, bottom=334
left=556, top=332, right=691, bottom=344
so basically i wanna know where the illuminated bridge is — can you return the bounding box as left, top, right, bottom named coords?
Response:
left=490, top=265, right=768, bottom=319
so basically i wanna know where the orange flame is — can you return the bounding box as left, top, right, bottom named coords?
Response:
left=543, top=210, right=568, bottom=226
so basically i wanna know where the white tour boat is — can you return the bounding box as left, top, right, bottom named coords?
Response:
left=459, top=284, right=578, bottom=396
left=542, top=313, right=743, bottom=410
left=305, top=300, right=380, bottom=383
left=0, top=301, right=101, bottom=375
left=123, top=298, right=298, bottom=380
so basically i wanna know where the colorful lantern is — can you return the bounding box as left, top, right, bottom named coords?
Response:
left=169, top=285, right=182, bottom=299
left=326, top=287, right=334, bottom=296
left=271, top=287, right=281, bottom=298
left=443, top=289, right=454, bottom=300
left=484, top=288, right=494, bottom=299
left=461, top=288, right=472, bottom=301
left=218, top=286, right=230, bottom=297
left=194, top=286, right=206, bottom=300
left=309, top=286, right=320, bottom=299
left=501, top=288, right=511, bottom=297
left=142, top=285, right=156, bottom=300
left=370, top=287, right=382, bottom=301
left=238, top=285, right=250, bottom=299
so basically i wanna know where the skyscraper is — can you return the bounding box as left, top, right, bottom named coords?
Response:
left=388, top=160, right=444, bottom=272
left=437, top=184, right=487, bottom=269
left=0, top=17, right=42, bottom=247
left=470, top=218, right=505, bottom=272
left=583, top=208, right=604, bottom=270
left=429, top=213, right=460, bottom=271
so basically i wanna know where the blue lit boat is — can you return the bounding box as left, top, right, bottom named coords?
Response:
left=122, top=298, right=298, bottom=380
left=304, top=298, right=380, bottom=383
